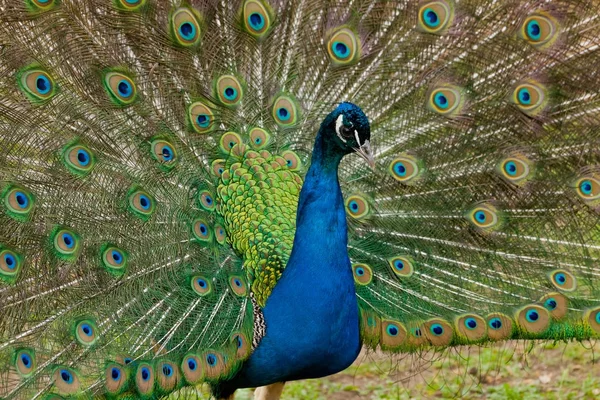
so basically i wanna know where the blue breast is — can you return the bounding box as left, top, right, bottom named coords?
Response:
left=226, top=141, right=361, bottom=389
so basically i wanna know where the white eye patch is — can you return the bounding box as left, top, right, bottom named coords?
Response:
left=354, top=130, right=362, bottom=147
left=335, top=114, right=347, bottom=143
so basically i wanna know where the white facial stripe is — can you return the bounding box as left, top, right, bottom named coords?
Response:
left=335, top=114, right=347, bottom=143
left=354, top=130, right=362, bottom=147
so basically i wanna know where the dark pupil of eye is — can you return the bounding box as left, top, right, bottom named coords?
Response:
left=162, top=148, right=171, bottom=158
left=415, top=328, right=422, bottom=337
left=491, top=320, right=502, bottom=329
left=237, top=337, right=243, bottom=348
left=180, top=22, right=193, bottom=37
left=547, top=300, right=557, bottom=309
left=118, top=82, right=129, bottom=95
left=113, top=253, right=121, bottom=262
left=225, top=88, right=234, bottom=97
left=388, top=326, right=398, bottom=335
left=197, top=115, right=207, bottom=124
left=198, top=279, right=205, bottom=287
left=235, top=279, right=241, bottom=287
left=112, top=368, right=120, bottom=379
left=558, top=275, right=565, bottom=283
left=278, top=108, right=288, bottom=118
left=124, top=358, right=132, bottom=364
left=397, top=165, right=406, bottom=173
left=83, top=326, right=91, bottom=335
left=356, top=268, right=364, bottom=276
left=142, top=369, right=149, bottom=380
left=426, top=10, right=438, bottom=24
left=140, top=197, right=148, bottom=207
left=207, top=355, right=216, bottom=365
left=78, top=152, right=87, bottom=163
left=351, top=203, right=358, bottom=210
left=188, top=359, right=196, bottom=370
left=200, top=225, right=206, bottom=233
left=64, top=235, right=72, bottom=245
left=16, top=194, right=26, bottom=206
left=508, top=164, right=516, bottom=172
left=521, top=91, right=530, bottom=102
left=6, top=256, right=14, bottom=266
left=250, top=13, right=263, bottom=27
left=433, top=326, right=443, bottom=335
left=22, top=355, right=30, bottom=366
left=528, top=311, right=539, bottom=321
left=36, top=77, right=48, bottom=92
left=530, top=22, right=540, bottom=36
left=61, top=371, right=70, bottom=382
left=163, top=365, right=172, bottom=376
left=438, top=95, right=447, bottom=105
left=584, top=183, right=592, bottom=192
left=467, top=319, right=477, bottom=328
left=206, top=196, right=212, bottom=204
left=335, top=42, right=347, bottom=55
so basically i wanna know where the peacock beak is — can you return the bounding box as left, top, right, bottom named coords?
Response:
left=355, top=140, right=375, bottom=170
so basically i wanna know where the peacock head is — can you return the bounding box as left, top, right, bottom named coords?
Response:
left=324, top=102, right=374, bottom=168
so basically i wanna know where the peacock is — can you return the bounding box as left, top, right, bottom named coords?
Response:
left=1, top=0, right=600, bottom=398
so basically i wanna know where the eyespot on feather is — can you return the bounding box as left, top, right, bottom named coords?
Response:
left=74, top=318, right=99, bottom=346
left=486, top=313, right=513, bottom=340
left=389, top=155, right=422, bottom=183
left=272, top=95, right=300, bottom=127
left=519, top=13, right=559, bottom=49
left=104, top=71, right=137, bottom=106
left=220, top=132, right=243, bottom=153
left=27, top=0, right=58, bottom=12
left=52, top=367, right=81, bottom=395
left=181, top=354, right=203, bottom=384
left=14, top=348, right=35, bottom=377
left=549, top=269, right=576, bottom=292
left=360, top=309, right=381, bottom=347
left=198, top=190, right=216, bottom=211
left=511, top=80, right=547, bottom=116
left=281, top=150, right=301, bottom=171
left=352, top=263, right=373, bottom=285
left=214, top=224, right=226, bottom=244
left=242, top=0, right=273, bottom=38
left=584, top=307, right=600, bottom=335
left=345, top=194, right=369, bottom=220
left=51, top=227, right=81, bottom=261
left=231, top=332, right=251, bottom=359
left=406, top=324, right=428, bottom=347
left=150, top=139, right=178, bottom=169
left=466, top=203, right=502, bottom=231
left=455, top=314, right=487, bottom=341
left=62, top=143, right=96, bottom=176
left=423, top=318, right=453, bottom=346
left=327, top=27, right=361, bottom=65
left=427, top=84, right=464, bottom=117
left=249, top=127, right=271, bottom=149
left=516, top=305, right=550, bottom=334
left=191, top=275, right=212, bottom=296
left=104, top=362, right=129, bottom=395
left=171, top=7, right=202, bottom=47
left=418, top=1, right=455, bottom=34
left=192, top=218, right=212, bottom=243
left=128, top=188, right=156, bottom=220
left=18, top=67, right=57, bottom=102
left=540, top=292, right=568, bottom=319
left=215, top=75, right=243, bottom=106
left=229, top=275, right=248, bottom=296
left=115, top=0, right=146, bottom=11
left=189, top=102, right=215, bottom=133
left=211, top=159, right=226, bottom=178
left=387, top=255, right=415, bottom=278
left=0, top=247, right=23, bottom=284
left=380, top=320, right=407, bottom=349
left=135, top=362, right=155, bottom=397
left=575, top=175, right=600, bottom=204
left=497, top=155, right=533, bottom=185
left=100, top=245, right=127, bottom=277
left=3, top=185, right=35, bottom=221
left=156, top=360, right=180, bottom=393
left=202, top=351, right=226, bottom=379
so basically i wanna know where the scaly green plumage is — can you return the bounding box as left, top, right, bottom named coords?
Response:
left=1, top=0, right=600, bottom=398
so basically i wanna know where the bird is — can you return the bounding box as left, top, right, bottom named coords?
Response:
left=1, top=0, right=600, bottom=399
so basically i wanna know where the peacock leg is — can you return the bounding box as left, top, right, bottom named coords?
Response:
left=254, top=382, right=286, bottom=400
